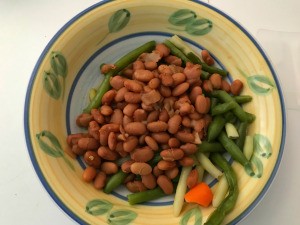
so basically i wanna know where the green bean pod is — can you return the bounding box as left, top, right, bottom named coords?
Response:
left=127, top=187, right=166, bottom=205
left=163, top=40, right=191, bottom=64
left=207, top=115, right=226, bottom=142
left=103, top=170, right=128, bottom=194
left=197, top=141, right=224, bottom=153
left=83, top=40, right=156, bottom=113
left=218, top=132, right=254, bottom=176
left=211, top=90, right=255, bottom=123
left=211, top=101, right=236, bottom=116
left=210, top=97, right=219, bottom=113
left=223, top=111, right=237, bottom=124
left=204, top=153, right=238, bottom=225
left=233, top=95, right=253, bottom=104
left=235, top=122, right=248, bottom=149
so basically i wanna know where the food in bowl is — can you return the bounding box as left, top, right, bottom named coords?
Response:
left=66, top=35, right=257, bottom=224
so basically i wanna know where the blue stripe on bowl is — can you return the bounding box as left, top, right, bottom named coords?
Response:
left=24, top=0, right=286, bottom=224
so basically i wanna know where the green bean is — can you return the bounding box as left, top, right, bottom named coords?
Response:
left=127, top=187, right=166, bottom=205
left=233, top=95, right=252, bottom=104
left=83, top=40, right=156, bottom=113
left=201, top=70, right=211, bottom=80
left=211, top=90, right=255, bottom=123
left=235, top=122, right=248, bottom=149
left=211, top=101, right=236, bottom=116
left=186, top=52, right=228, bottom=77
left=223, top=111, right=237, bottom=123
left=198, top=141, right=224, bottom=153
left=204, top=153, right=238, bottom=225
left=163, top=40, right=191, bottom=64
left=103, top=170, right=128, bottom=194
left=210, top=97, right=219, bottom=113
left=207, top=115, right=226, bottom=142
left=218, top=131, right=254, bottom=176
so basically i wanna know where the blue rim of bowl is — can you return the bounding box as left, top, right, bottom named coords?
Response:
left=24, top=0, right=286, bottom=224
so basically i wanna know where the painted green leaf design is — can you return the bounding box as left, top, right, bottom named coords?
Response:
left=185, top=19, right=213, bottom=36
left=247, top=75, right=275, bottom=95
left=43, top=71, right=61, bottom=99
left=107, top=209, right=137, bottom=225
left=50, top=51, right=67, bottom=78
left=180, top=207, right=202, bottom=225
left=108, top=9, right=130, bottom=33
left=36, top=130, right=63, bottom=157
left=254, top=134, right=272, bottom=158
left=168, top=9, right=197, bottom=26
left=86, top=199, right=113, bottom=216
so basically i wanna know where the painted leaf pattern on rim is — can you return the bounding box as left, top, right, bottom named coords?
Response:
left=180, top=207, right=202, bottom=225
left=86, top=199, right=113, bottom=216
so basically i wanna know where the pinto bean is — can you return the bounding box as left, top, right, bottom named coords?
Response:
left=123, top=136, right=139, bottom=152
left=147, top=121, right=168, bottom=133
left=189, top=86, right=203, bottom=104
left=159, top=85, right=172, bottom=98
left=195, top=95, right=209, bottom=114
left=124, top=92, right=142, bottom=103
left=157, top=160, right=177, bottom=170
left=141, top=89, right=161, bottom=105
left=144, top=61, right=157, bottom=70
left=153, top=166, right=164, bottom=177
left=148, top=77, right=161, bottom=89
left=201, top=49, right=214, bottom=65
left=100, top=105, right=113, bottom=116
left=126, top=181, right=147, bottom=193
left=108, top=132, right=117, bottom=150
left=97, top=146, right=118, bottom=161
left=164, top=55, right=182, bottom=66
left=123, top=103, right=139, bottom=117
left=110, top=75, right=124, bottom=90
left=230, top=79, right=244, bottom=95
left=131, top=146, right=154, bottom=162
left=133, top=109, right=147, bottom=122
left=78, top=137, right=99, bottom=150
left=165, top=167, right=179, bottom=179
left=91, top=109, right=105, bottom=124
left=157, top=175, right=173, bottom=195
left=133, top=60, right=145, bottom=71
left=142, top=173, right=157, bottom=189
left=187, top=169, right=199, bottom=189
left=180, top=143, right=197, bottom=155
left=101, top=162, right=118, bottom=174
left=172, top=72, right=186, bottom=86
left=134, top=69, right=154, bottom=82
left=124, top=122, right=147, bottom=136
left=221, top=79, right=231, bottom=93
left=76, top=113, right=93, bottom=127
left=93, top=171, right=107, bottom=190
left=179, top=156, right=194, bottom=166
left=161, top=74, right=174, bottom=87
left=151, top=132, right=170, bottom=144
left=155, top=43, right=170, bottom=57
left=82, top=166, right=97, bottom=182
left=124, top=79, right=143, bottom=93
left=110, top=109, right=123, bottom=124
left=209, top=73, right=222, bottom=89
left=121, top=160, right=135, bottom=173
left=144, top=136, right=159, bottom=151
left=115, top=87, right=128, bottom=102
left=160, top=148, right=184, bottom=161
left=71, top=144, right=86, bottom=155
left=147, top=110, right=160, bottom=123
left=203, top=80, right=213, bottom=93
left=84, top=151, right=101, bottom=168
left=175, top=131, right=194, bottom=143
left=168, top=114, right=182, bottom=134
left=172, top=82, right=189, bottom=96
left=102, top=89, right=117, bottom=105
left=168, top=138, right=181, bottom=148
left=130, top=162, right=152, bottom=175
left=158, top=109, right=169, bottom=122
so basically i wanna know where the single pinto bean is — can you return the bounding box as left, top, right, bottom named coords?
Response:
left=159, top=85, right=172, bottom=98
left=168, top=138, right=181, bottom=148
left=142, top=173, right=157, bottom=189
left=82, top=166, right=97, bottom=182
left=133, top=109, right=147, bottom=122
left=123, top=136, right=139, bottom=152
left=100, top=105, right=113, bottom=116
left=209, top=73, right=222, bottom=89
left=97, top=146, right=118, bottom=161
left=179, top=156, right=194, bottom=166
left=124, top=92, right=142, bottom=103
left=168, top=114, right=182, bottom=134
left=108, top=132, right=117, bottom=150
left=124, top=79, right=143, bottom=93
left=91, top=109, right=105, bottom=124
left=123, top=103, right=139, bottom=117
left=147, top=121, right=168, bottom=133
left=175, top=131, right=194, bottom=143
left=203, top=80, right=213, bottom=93
left=115, top=87, right=128, bottom=102
left=126, top=181, right=147, bottom=193
left=110, top=109, right=123, bottom=125
left=133, top=60, right=145, bottom=71
left=71, top=144, right=86, bottom=155
left=148, top=77, right=161, bottom=89
left=159, top=109, right=169, bottom=122
left=93, top=171, right=107, bottom=190
left=76, top=113, right=93, bottom=127
left=161, top=74, right=174, bottom=87
left=172, top=82, right=190, bottom=96
left=157, top=160, right=176, bottom=170
left=153, top=166, right=164, bottom=177
left=221, top=79, right=231, bottom=93
left=134, top=69, right=154, bottom=82
left=121, top=160, right=135, bottom=173
left=155, top=43, right=170, bottom=57
left=124, top=122, right=147, bottom=136
left=160, top=148, right=184, bottom=161
left=130, top=162, right=152, bottom=175
left=102, top=89, right=117, bottom=105
left=110, top=75, right=124, bottom=90
left=144, top=136, right=159, bottom=151
left=131, top=147, right=154, bottom=162
left=101, top=162, right=118, bottom=174
left=165, top=167, right=179, bottom=179
left=78, top=138, right=99, bottom=150
left=147, top=111, right=160, bottom=123
left=230, top=79, right=244, bottom=95
left=84, top=151, right=101, bottom=168
left=151, top=132, right=170, bottom=144
left=187, top=169, right=199, bottom=189
left=157, top=175, right=173, bottom=195
left=180, top=143, right=197, bottom=155
left=195, top=95, right=209, bottom=114
left=172, top=73, right=186, bottom=86
left=88, top=121, right=100, bottom=140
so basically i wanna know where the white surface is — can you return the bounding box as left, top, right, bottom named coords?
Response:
left=0, top=0, right=299, bottom=224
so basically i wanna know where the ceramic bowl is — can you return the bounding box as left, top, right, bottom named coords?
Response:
left=24, top=0, right=286, bottom=224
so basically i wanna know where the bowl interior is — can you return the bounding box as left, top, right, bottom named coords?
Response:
left=25, top=0, right=285, bottom=224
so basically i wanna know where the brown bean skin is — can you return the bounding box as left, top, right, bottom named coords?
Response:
left=126, top=181, right=147, bottom=193
left=100, top=105, right=113, bottom=116
left=133, top=109, right=147, bottom=122
left=159, top=109, right=170, bottom=122
left=102, top=89, right=117, bottom=105
left=201, top=50, right=214, bottom=65
left=110, top=109, right=123, bottom=125
left=123, top=115, right=133, bottom=127
left=157, top=160, right=177, bottom=170
left=151, top=132, right=170, bottom=144
left=124, top=92, right=142, bottom=103
left=165, top=167, right=179, bottom=180
left=168, top=114, right=182, bottom=134
left=147, top=111, right=160, bottom=123
left=97, top=146, right=118, bottom=161
left=147, top=121, right=168, bottom=133
left=155, top=43, right=170, bottom=57
left=153, top=166, right=164, bottom=177
left=131, top=147, right=154, bottom=162
left=195, top=95, right=209, bottom=114
left=91, top=109, right=105, bottom=124
left=133, top=60, right=145, bottom=71
left=164, top=55, right=182, bottom=66
left=101, top=162, right=118, bottom=174
left=78, top=138, right=99, bottom=150
left=144, top=136, right=159, bottom=151
left=84, top=151, right=101, bottom=168
left=67, top=133, right=87, bottom=147
left=179, top=156, right=194, bottom=167
left=148, top=77, right=161, bottom=89
left=93, top=171, right=107, bottom=190
left=172, top=82, right=190, bottom=96
left=189, top=86, right=203, bottom=104
left=159, top=85, right=172, bottom=98
left=182, top=116, right=192, bottom=127
left=82, top=167, right=97, bottom=182
left=209, top=73, right=222, bottom=90
left=168, top=138, right=181, bottom=148
left=160, top=149, right=184, bottom=161
left=115, top=142, right=128, bottom=158
left=123, top=136, right=139, bottom=152
left=180, top=143, right=197, bottom=155
left=130, top=162, right=152, bottom=175
left=108, top=132, right=117, bottom=150
left=230, top=79, right=244, bottom=96
left=157, top=175, right=173, bottom=195
left=124, top=79, right=143, bottom=93
left=124, top=122, right=147, bottom=136
left=175, top=131, right=195, bottom=143
left=134, top=69, right=154, bottom=82
left=141, top=90, right=161, bottom=105
left=115, top=87, right=128, bottom=102
left=172, top=73, right=186, bottom=86
left=144, top=61, right=158, bottom=71
left=76, top=113, right=93, bottom=127
left=142, top=173, right=157, bottom=189
left=221, top=79, right=231, bottom=93
left=161, top=74, right=174, bottom=87
left=88, top=121, right=100, bottom=140
left=123, top=103, right=139, bottom=117
left=187, top=169, right=199, bottom=189
left=110, top=75, right=124, bottom=90
left=71, top=144, right=86, bottom=155
left=121, top=160, right=135, bottom=173
left=203, top=80, right=213, bottom=93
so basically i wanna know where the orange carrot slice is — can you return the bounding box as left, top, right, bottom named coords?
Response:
left=184, top=182, right=213, bottom=207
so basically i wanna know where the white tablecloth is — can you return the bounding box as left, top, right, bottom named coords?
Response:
left=1, top=0, right=299, bottom=224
